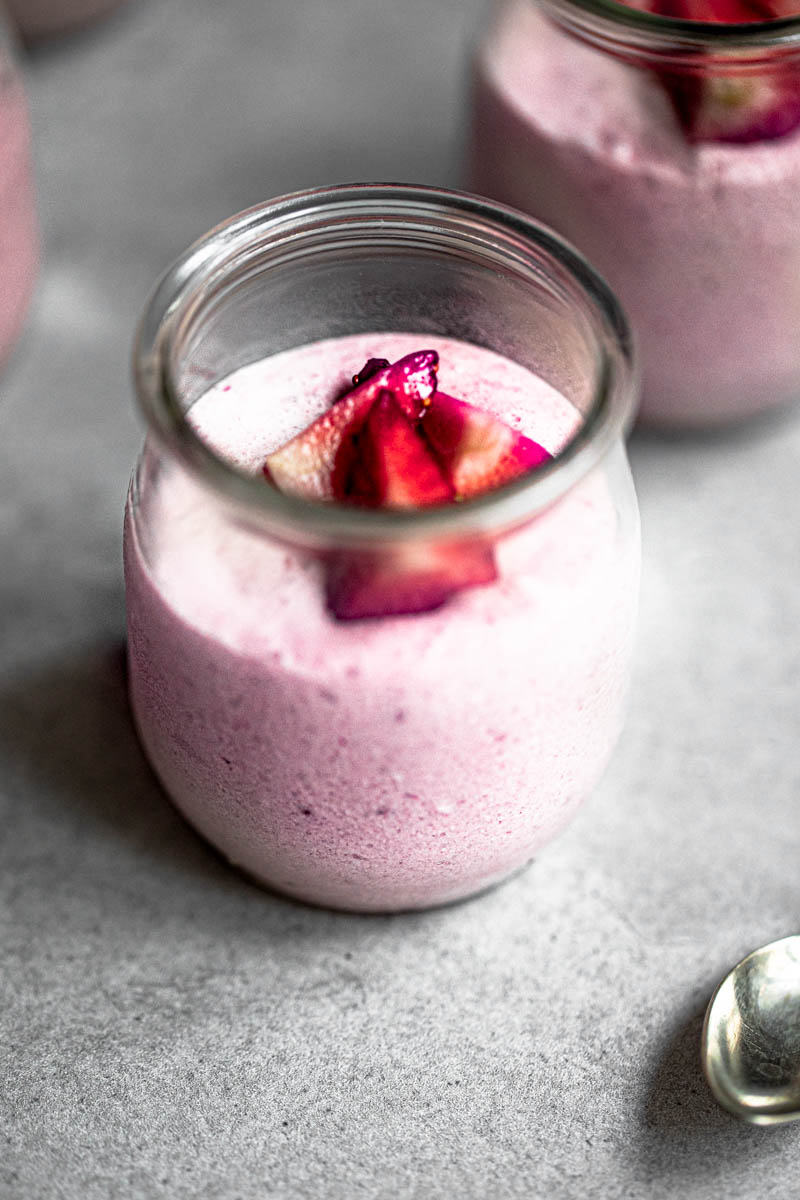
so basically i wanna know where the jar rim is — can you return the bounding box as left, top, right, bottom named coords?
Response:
left=540, top=0, right=800, bottom=58
left=133, top=183, right=637, bottom=549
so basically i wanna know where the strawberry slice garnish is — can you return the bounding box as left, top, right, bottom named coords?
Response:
left=665, top=64, right=800, bottom=143
left=636, top=0, right=795, bottom=24
left=324, top=541, right=498, bottom=621
left=422, top=391, right=551, bottom=501
left=630, top=0, right=800, bottom=143
left=263, top=350, right=438, bottom=500
left=380, top=350, right=441, bottom=420
left=656, top=0, right=774, bottom=19
left=262, top=350, right=551, bottom=620
left=346, top=390, right=454, bottom=509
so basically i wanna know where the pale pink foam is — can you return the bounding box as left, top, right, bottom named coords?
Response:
left=469, top=0, right=800, bottom=426
left=124, top=334, right=638, bottom=911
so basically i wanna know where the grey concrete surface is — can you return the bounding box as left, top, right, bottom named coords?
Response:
left=2, top=0, right=800, bottom=1196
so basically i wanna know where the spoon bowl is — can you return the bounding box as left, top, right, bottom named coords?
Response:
left=702, top=934, right=800, bottom=1124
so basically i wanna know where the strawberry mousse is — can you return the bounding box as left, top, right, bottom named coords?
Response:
left=125, top=333, right=639, bottom=912
left=469, top=0, right=800, bottom=425
left=0, top=52, right=37, bottom=369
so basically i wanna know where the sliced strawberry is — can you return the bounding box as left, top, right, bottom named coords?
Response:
left=381, top=349, right=439, bottom=420
left=421, top=391, right=551, bottom=501
left=758, top=0, right=800, bottom=14
left=634, top=0, right=788, bottom=20
left=325, top=393, right=485, bottom=619
left=629, top=0, right=800, bottom=142
left=349, top=390, right=454, bottom=509
left=262, top=349, right=553, bottom=621
left=325, top=540, right=497, bottom=621
left=342, top=350, right=439, bottom=420
left=263, top=350, right=438, bottom=500
left=665, top=65, right=800, bottom=142
left=264, top=384, right=372, bottom=501
left=655, top=0, right=770, bottom=19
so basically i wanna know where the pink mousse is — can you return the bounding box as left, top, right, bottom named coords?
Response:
left=469, top=0, right=800, bottom=426
left=124, top=334, right=638, bottom=911
left=0, top=61, right=37, bottom=369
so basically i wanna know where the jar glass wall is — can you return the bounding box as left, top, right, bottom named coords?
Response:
left=469, top=0, right=800, bottom=427
left=125, top=184, right=640, bottom=912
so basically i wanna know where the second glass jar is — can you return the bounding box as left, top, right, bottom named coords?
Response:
left=469, top=0, right=800, bottom=427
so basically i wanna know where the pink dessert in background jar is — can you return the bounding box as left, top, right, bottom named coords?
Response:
left=125, top=186, right=639, bottom=912
left=0, top=14, right=37, bottom=369
left=469, top=0, right=800, bottom=427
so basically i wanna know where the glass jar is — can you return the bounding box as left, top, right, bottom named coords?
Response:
left=5, top=0, right=130, bottom=40
left=125, top=183, right=640, bottom=913
left=469, top=0, right=800, bottom=427
left=0, top=7, right=36, bottom=370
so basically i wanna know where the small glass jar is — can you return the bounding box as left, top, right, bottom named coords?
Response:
left=0, top=7, right=37, bottom=370
left=5, top=0, right=130, bottom=40
left=469, top=0, right=800, bottom=427
left=125, top=184, right=640, bottom=913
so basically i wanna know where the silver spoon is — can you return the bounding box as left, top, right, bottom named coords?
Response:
left=702, top=934, right=800, bottom=1124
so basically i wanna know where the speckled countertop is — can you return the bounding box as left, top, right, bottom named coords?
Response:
left=2, top=1, right=800, bottom=1196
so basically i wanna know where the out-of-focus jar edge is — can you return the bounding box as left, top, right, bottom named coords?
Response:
left=538, top=0, right=800, bottom=62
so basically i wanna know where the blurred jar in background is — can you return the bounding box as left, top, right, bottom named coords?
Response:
left=0, top=5, right=37, bottom=371
left=469, top=0, right=800, bottom=428
left=5, top=0, right=129, bottom=40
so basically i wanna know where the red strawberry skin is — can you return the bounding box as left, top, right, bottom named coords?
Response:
left=640, top=0, right=794, bottom=22
left=325, top=541, right=498, bottom=621
left=631, top=0, right=800, bottom=143
left=324, top=386, right=547, bottom=619
left=382, top=350, right=440, bottom=420
left=347, top=390, right=454, bottom=509
left=655, top=0, right=774, bottom=19
left=665, top=66, right=800, bottom=143
left=262, top=350, right=553, bottom=621
left=351, top=357, right=390, bottom=384
left=422, top=391, right=551, bottom=500
left=263, top=350, right=439, bottom=500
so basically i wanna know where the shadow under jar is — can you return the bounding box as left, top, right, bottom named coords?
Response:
left=125, top=184, right=640, bottom=913
left=0, top=8, right=37, bottom=370
left=469, top=0, right=800, bottom=427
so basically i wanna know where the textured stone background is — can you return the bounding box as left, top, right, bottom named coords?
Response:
left=2, top=0, right=800, bottom=1196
